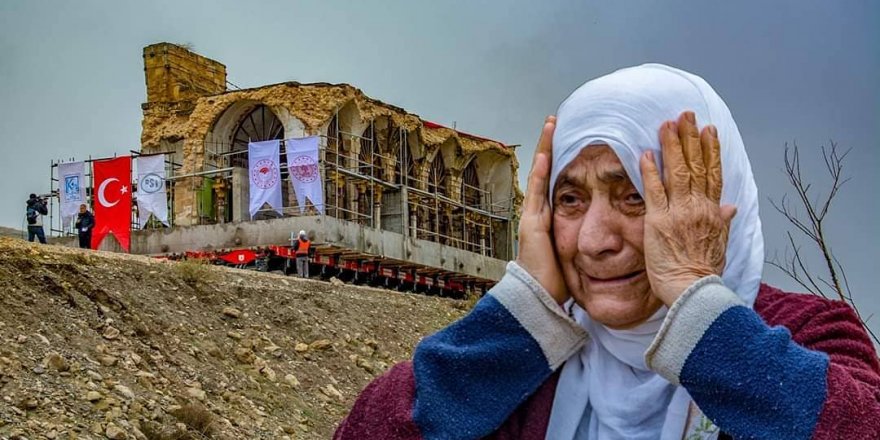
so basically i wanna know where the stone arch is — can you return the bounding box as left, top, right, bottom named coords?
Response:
left=439, top=140, right=461, bottom=169
left=322, top=99, right=364, bottom=219
left=206, top=101, right=290, bottom=166
left=202, top=101, right=295, bottom=222
left=408, top=128, right=427, bottom=162
left=419, top=139, right=451, bottom=191
left=339, top=100, right=363, bottom=166
left=428, top=150, right=448, bottom=197
left=384, top=124, right=407, bottom=185
left=206, top=100, right=257, bottom=167
left=371, top=116, right=395, bottom=182
left=354, top=122, right=377, bottom=221
left=474, top=150, right=514, bottom=213
left=325, top=114, right=342, bottom=168
left=372, top=116, right=391, bottom=152
left=401, top=136, right=417, bottom=186
left=426, top=149, right=453, bottom=245
left=461, top=157, right=482, bottom=209
left=231, top=105, right=284, bottom=167
left=406, top=130, right=428, bottom=190
left=359, top=122, right=377, bottom=178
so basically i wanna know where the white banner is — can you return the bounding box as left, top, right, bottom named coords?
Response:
left=248, top=140, right=284, bottom=218
left=286, top=136, right=324, bottom=214
left=58, top=161, right=85, bottom=227
left=136, top=154, right=169, bottom=228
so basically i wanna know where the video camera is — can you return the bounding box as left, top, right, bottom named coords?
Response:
left=31, top=192, right=56, bottom=202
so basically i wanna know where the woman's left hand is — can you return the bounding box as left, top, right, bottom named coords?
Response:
left=638, top=111, right=737, bottom=306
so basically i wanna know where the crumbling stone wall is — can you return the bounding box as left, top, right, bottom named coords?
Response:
left=143, top=43, right=226, bottom=104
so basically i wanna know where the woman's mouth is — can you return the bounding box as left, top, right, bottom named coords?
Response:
left=585, top=270, right=646, bottom=287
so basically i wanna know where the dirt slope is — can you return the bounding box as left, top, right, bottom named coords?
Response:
left=0, top=238, right=467, bottom=439
left=0, top=227, right=24, bottom=239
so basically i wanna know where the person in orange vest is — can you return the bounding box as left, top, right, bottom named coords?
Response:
left=292, top=230, right=311, bottom=278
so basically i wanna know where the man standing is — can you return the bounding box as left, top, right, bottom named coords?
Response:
left=25, top=193, right=48, bottom=244
left=292, top=230, right=311, bottom=278
left=75, top=204, right=94, bottom=249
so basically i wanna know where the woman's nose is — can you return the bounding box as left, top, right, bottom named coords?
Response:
left=577, top=200, right=623, bottom=259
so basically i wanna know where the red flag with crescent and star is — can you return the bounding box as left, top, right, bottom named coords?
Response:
left=92, top=156, right=132, bottom=251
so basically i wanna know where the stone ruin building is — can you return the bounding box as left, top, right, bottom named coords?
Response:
left=77, top=43, right=523, bottom=295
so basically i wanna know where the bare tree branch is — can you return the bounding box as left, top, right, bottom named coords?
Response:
left=769, top=195, right=815, bottom=240
left=768, top=141, right=879, bottom=348
left=788, top=232, right=826, bottom=297
left=767, top=258, right=821, bottom=297
left=766, top=237, right=826, bottom=298
left=832, top=252, right=852, bottom=300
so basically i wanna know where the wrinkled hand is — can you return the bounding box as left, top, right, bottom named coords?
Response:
left=516, top=116, right=568, bottom=304
left=639, top=112, right=737, bottom=306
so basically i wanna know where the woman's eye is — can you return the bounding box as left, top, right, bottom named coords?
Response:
left=624, top=192, right=644, bottom=205
left=558, top=193, right=583, bottom=207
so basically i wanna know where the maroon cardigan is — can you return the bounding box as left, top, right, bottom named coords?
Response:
left=335, top=284, right=880, bottom=439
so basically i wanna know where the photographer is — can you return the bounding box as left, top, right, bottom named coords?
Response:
left=25, top=193, right=48, bottom=244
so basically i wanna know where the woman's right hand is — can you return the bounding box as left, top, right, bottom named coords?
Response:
left=516, top=116, right=569, bottom=304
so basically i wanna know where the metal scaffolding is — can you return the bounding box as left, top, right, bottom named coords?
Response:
left=194, top=109, right=515, bottom=260
left=49, top=107, right=516, bottom=263
left=48, top=152, right=183, bottom=238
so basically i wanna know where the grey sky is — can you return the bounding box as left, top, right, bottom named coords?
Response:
left=1, top=1, right=878, bottom=334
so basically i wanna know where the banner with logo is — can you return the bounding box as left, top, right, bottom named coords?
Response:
left=92, top=156, right=132, bottom=251
left=286, top=136, right=324, bottom=213
left=136, top=154, right=169, bottom=228
left=248, top=140, right=283, bottom=219
left=58, top=161, right=86, bottom=227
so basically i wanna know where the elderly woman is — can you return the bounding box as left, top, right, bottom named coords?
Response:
left=334, top=65, right=880, bottom=439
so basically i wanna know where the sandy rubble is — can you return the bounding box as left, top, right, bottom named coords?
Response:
left=0, top=237, right=466, bottom=439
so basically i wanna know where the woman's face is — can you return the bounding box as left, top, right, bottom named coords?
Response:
left=552, top=145, right=663, bottom=329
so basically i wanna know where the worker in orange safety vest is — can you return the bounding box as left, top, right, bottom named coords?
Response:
left=293, top=230, right=311, bottom=278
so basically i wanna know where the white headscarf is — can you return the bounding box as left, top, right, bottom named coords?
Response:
left=545, top=64, right=764, bottom=440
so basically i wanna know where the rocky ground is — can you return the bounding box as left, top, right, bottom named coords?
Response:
left=0, top=227, right=24, bottom=240
left=0, top=237, right=468, bottom=439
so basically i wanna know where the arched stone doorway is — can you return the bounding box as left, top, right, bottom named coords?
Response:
left=233, top=105, right=286, bottom=220
left=230, top=104, right=284, bottom=168
left=462, top=159, right=481, bottom=208
left=425, top=153, right=451, bottom=244
left=356, top=123, right=376, bottom=223
left=206, top=102, right=287, bottom=222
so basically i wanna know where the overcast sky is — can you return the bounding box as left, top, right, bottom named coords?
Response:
left=1, top=0, right=878, bottom=334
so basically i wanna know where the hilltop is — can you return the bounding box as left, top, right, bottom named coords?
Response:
left=0, top=227, right=24, bottom=239
left=0, top=238, right=466, bottom=439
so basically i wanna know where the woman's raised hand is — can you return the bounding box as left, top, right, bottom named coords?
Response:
left=516, top=116, right=569, bottom=304
left=639, top=111, right=737, bottom=306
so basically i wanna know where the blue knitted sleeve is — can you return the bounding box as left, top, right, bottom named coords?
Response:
left=646, top=277, right=828, bottom=440
left=412, top=262, right=587, bottom=440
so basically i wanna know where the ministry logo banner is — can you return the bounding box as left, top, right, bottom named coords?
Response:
left=286, top=136, right=324, bottom=214
left=58, top=161, right=85, bottom=227
left=248, top=139, right=283, bottom=219
left=136, top=154, right=169, bottom=228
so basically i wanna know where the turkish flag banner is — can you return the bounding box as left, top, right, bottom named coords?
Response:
left=92, top=156, right=132, bottom=251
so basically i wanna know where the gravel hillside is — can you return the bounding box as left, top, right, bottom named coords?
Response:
left=0, top=238, right=467, bottom=439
